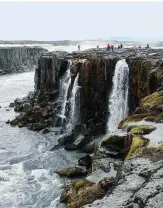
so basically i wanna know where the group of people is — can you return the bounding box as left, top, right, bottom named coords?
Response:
left=77, top=43, right=150, bottom=52
left=107, top=44, right=114, bottom=51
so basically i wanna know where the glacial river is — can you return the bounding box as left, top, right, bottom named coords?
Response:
left=0, top=71, right=84, bottom=208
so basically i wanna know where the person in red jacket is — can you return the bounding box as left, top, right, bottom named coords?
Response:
left=111, top=45, right=114, bottom=51
left=107, top=44, right=110, bottom=51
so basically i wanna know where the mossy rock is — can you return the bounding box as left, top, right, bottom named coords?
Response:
left=60, top=177, right=115, bottom=208
left=128, top=125, right=156, bottom=135
left=100, top=134, right=127, bottom=149
left=57, top=167, right=88, bottom=178
left=125, top=136, right=149, bottom=160
left=17, top=121, right=24, bottom=128
left=72, top=179, right=94, bottom=191
left=144, top=116, right=156, bottom=122
left=144, top=112, right=163, bottom=123
left=129, top=143, right=163, bottom=161
left=140, top=91, right=163, bottom=110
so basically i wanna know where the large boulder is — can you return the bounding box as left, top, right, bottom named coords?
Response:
left=78, top=155, right=92, bottom=170
left=57, top=166, right=88, bottom=178
left=73, top=134, right=89, bottom=148
left=127, top=125, right=156, bottom=135
left=60, top=177, right=115, bottom=208
left=58, top=133, right=74, bottom=145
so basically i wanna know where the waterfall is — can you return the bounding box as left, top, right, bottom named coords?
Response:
left=57, top=61, right=71, bottom=126
left=107, top=59, right=129, bottom=132
left=67, top=73, right=81, bottom=130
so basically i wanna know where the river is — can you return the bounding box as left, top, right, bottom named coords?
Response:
left=0, top=71, right=84, bottom=208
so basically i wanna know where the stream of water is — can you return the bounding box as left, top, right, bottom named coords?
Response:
left=0, top=72, right=84, bottom=208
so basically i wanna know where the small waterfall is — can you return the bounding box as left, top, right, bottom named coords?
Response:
left=67, top=73, right=81, bottom=130
left=107, top=59, right=129, bottom=132
left=57, top=61, right=71, bottom=126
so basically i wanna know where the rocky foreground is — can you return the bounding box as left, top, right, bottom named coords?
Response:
left=8, top=48, right=163, bottom=207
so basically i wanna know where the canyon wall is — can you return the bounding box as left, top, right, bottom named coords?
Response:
left=0, top=47, right=47, bottom=75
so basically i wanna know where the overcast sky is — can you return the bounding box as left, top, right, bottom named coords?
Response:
left=0, top=2, right=163, bottom=41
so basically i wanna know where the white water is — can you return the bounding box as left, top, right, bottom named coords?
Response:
left=107, top=59, right=129, bottom=132
left=0, top=71, right=85, bottom=208
left=57, top=61, right=71, bottom=126
left=67, top=73, right=81, bottom=130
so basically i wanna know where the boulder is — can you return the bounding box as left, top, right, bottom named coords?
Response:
left=42, top=128, right=50, bottom=134
left=83, top=140, right=95, bottom=153
left=78, top=155, right=92, bottom=170
left=23, top=103, right=32, bottom=111
left=101, top=134, right=127, bottom=149
left=57, top=166, right=88, bottom=178
left=32, top=123, right=44, bottom=131
left=60, top=177, right=115, bottom=208
left=58, top=133, right=74, bottom=145
left=127, top=125, right=156, bottom=135
left=64, top=144, right=77, bottom=151
left=14, top=104, right=23, bottom=112
left=73, top=134, right=88, bottom=148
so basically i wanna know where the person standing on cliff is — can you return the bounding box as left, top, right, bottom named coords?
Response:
left=107, top=44, right=110, bottom=51
left=111, top=45, right=114, bottom=51
left=146, top=43, right=149, bottom=49
left=78, top=45, right=80, bottom=51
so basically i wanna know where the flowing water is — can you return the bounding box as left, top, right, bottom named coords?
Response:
left=67, top=73, right=81, bottom=130
left=0, top=71, right=84, bottom=208
left=57, top=61, right=71, bottom=126
left=107, top=59, right=129, bottom=133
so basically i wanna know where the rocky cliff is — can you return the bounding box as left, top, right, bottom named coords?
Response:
left=0, top=46, right=47, bottom=75
left=9, top=48, right=163, bottom=208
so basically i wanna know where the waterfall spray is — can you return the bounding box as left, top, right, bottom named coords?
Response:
left=67, top=73, right=81, bottom=130
left=107, top=59, right=129, bottom=132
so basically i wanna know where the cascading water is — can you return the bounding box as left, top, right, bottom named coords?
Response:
left=57, top=61, right=71, bottom=126
left=67, top=73, right=81, bottom=130
left=107, top=59, right=129, bottom=132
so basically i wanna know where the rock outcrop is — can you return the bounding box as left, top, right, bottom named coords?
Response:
left=0, top=46, right=47, bottom=75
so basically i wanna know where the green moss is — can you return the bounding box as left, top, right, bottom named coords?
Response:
left=72, top=179, right=94, bottom=191
left=128, top=125, right=156, bottom=135
left=140, top=91, right=163, bottom=109
left=17, top=121, right=24, bottom=128
left=125, top=136, right=149, bottom=160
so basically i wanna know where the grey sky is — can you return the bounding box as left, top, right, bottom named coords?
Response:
left=0, top=2, right=163, bottom=41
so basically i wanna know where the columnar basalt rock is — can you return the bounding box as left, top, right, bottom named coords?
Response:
left=0, top=47, right=47, bottom=74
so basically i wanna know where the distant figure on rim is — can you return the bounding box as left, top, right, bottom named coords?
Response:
left=120, top=43, right=123, bottom=48
left=97, top=45, right=99, bottom=49
left=111, top=45, right=114, bottom=51
left=146, top=43, right=150, bottom=49
left=78, top=45, right=80, bottom=51
left=107, top=44, right=110, bottom=51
